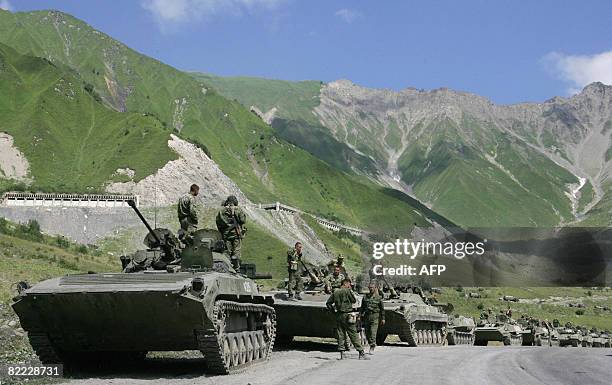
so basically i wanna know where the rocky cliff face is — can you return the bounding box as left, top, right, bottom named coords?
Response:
left=311, top=80, right=611, bottom=226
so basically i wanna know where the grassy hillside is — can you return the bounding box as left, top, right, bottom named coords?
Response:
left=0, top=218, right=117, bottom=302
left=0, top=42, right=176, bottom=192
left=437, top=287, right=612, bottom=331
left=0, top=9, right=433, bottom=234
left=192, top=74, right=322, bottom=124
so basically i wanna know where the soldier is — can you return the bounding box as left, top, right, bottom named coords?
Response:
left=361, top=282, right=385, bottom=354
left=177, top=184, right=199, bottom=235
left=286, top=242, right=304, bottom=300
left=326, top=279, right=369, bottom=360
left=215, top=195, right=246, bottom=270
left=336, top=254, right=347, bottom=274
left=325, top=266, right=345, bottom=294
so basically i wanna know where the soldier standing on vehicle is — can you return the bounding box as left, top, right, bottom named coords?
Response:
left=326, top=278, right=369, bottom=360
left=215, top=195, right=246, bottom=270
left=177, top=184, right=199, bottom=234
left=361, top=282, right=385, bottom=354
left=325, top=266, right=345, bottom=294
left=286, top=242, right=304, bottom=300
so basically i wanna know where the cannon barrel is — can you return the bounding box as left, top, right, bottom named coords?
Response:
left=127, top=199, right=161, bottom=245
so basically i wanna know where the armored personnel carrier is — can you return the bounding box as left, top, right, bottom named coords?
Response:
left=446, top=315, right=475, bottom=345
left=579, top=327, right=593, bottom=347
left=518, top=318, right=551, bottom=346
left=558, top=322, right=581, bottom=347
left=12, top=200, right=276, bottom=374
left=590, top=329, right=606, bottom=348
left=599, top=330, right=611, bottom=348
left=376, top=289, right=449, bottom=347
left=272, top=286, right=351, bottom=344
left=474, top=313, right=523, bottom=346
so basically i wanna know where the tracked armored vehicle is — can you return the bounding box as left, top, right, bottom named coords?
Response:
left=376, top=291, right=449, bottom=347
left=518, top=318, right=551, bottom=346
left=12, top=201, right=276, bottom=374
left=272, top=286, right=351, bottom=344
left=447, top=315, right=475, bottom=345
left=474, top=313, right=523, bottom=346
left=579, top=327, right=593, bottom=347
left=558, top=322, right=581, bottom=347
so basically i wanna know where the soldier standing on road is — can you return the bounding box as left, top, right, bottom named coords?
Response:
left=177, top=184, right=199, bottom=235
left=286, top=242, right=304, bottom=300
left=326, top=279, right=369, bottom=360
left=361, top=282, right=385, bottom=354
left=215, top=195, right=246, bottom=270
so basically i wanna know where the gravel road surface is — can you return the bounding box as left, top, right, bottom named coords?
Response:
left=65, top=341, right=612, bottom=385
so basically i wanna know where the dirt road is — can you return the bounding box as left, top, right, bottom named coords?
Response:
left=63, top=340, right=612, bottom=385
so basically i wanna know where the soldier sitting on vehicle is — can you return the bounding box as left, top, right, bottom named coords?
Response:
left=177, top=184, right=199, bottom=242
left=215, top=195, right=246, bottom=270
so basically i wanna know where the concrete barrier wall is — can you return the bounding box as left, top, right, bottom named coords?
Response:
left=1, top=192, right=139, bottom=208
left=257, top=201, right=364, bottom=236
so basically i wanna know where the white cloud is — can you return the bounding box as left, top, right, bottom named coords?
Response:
left=0, top=0, right=13, bottom=11
left=142, top=0, right=284, bottom=28
left=544, top=50, right=612, bottom=94
left=335, top=8, right=361, bottom=23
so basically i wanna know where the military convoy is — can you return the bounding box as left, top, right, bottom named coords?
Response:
left=12, top=200, right=276, bottom=374
left=9, top=200, right=611, bottom=375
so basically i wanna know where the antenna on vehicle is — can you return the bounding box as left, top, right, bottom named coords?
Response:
left=154, top=175, right=158, bottom=228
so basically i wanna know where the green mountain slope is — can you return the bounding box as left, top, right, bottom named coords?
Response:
left=197, top=75, right=610, bottom=227
left=0, top=9, right=437, bottom=233
left=192, top=74, right=322, bottom=124
left=0, top=42, right=175, bottom=191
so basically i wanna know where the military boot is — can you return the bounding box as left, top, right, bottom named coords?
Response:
left=359, top=351, right=370, bottom=360
left=296, top=292, right=303, bottom=300
left=369, top=345, right=375, bottom=355
left=339, top=351, right=344, bottom=360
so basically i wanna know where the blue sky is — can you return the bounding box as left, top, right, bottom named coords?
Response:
left=3, top=0, right=612, bottom=104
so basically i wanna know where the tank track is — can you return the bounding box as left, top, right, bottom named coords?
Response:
left=399, top=320, right=447, bottom=347
left=27, top=332, right=63, bottom=364
left=197, top=300, right=276, bottom=375
left=448, top=331, right=475, bottom=345
left=504, top=334, right=523, bottom=346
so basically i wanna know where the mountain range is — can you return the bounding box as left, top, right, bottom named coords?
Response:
left=0, top=8, right=609, bottom=236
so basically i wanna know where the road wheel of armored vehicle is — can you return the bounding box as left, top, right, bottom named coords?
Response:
left=198, top=300, right=276, bottom=374
left=571, top=341, right=578, bottom=347
left=246, top=335, right=254, bottom=362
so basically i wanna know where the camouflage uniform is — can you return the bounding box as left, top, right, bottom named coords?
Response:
left=326, top=287, right=364, bottom=353
left=286, top=248, right=303, bottom=297
left=325, top=272, right=345, bottom=293
left=215, top=204, right=246, bottom=269
left=177, top=194, right=198, bottom=233
left=360, top=291, right=385, bottom=348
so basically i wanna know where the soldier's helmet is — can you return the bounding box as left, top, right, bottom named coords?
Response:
left=224, top=195, right=239, bottom=206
